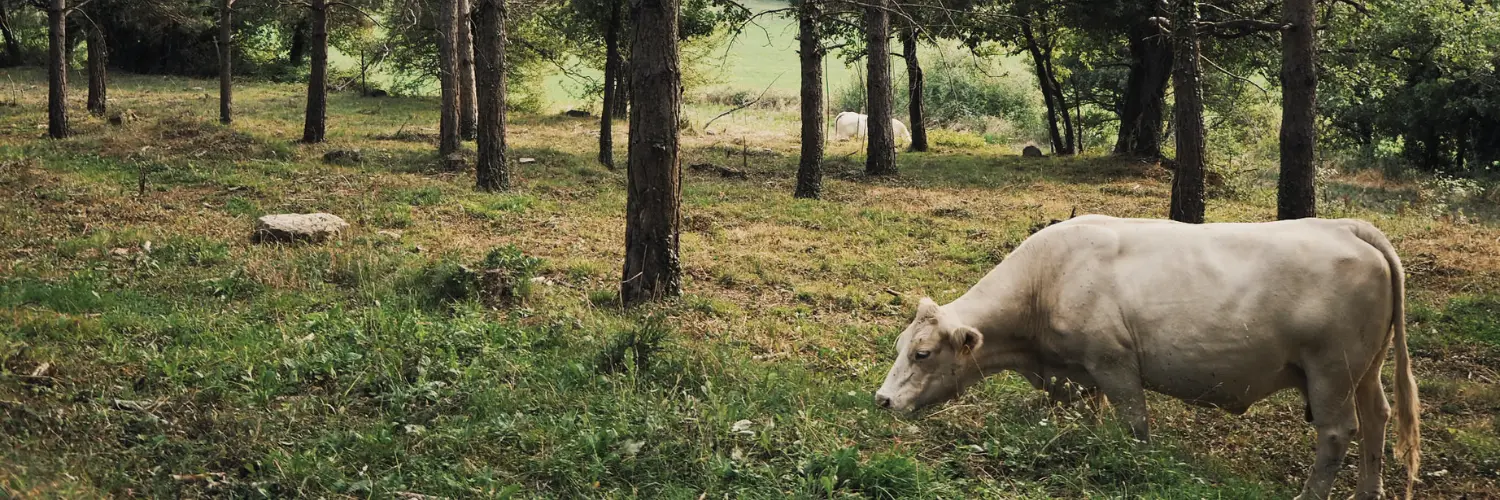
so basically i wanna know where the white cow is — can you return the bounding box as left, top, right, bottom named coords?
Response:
left=832, top=111, right=911, bottom=147
left=874, top=215, right=1420, bottom=500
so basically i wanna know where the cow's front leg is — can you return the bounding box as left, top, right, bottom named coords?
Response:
left=1089, top=365, right=1150, bottom=443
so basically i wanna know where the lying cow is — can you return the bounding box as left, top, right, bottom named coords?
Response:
left=874, top=215, right=1419, bottom=500
left=832, top=111, right=912, bottom=148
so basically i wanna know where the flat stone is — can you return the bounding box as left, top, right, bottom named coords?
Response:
left=253, top=213, right=348, bottom=244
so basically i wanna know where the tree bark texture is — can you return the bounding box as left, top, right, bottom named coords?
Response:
left=457, top=0, right=478, bottom=141
left=1169, top=0, right=1205, bottom=224
left=901, top=26, right=927, bottom=152
left=1022, top=20, right=1073, bottom=155
left=219, top=0, right=234, bottom=125
left=599, top=0, right=622, bottom=169
left=1114, top=16, right=1173, bottom=158
left=795, top=0, right=824, bottom=198
left=863, top=0, right=896, bottom=176
left=0, top=4, right=22, bottom=67
left=301, top=0, right=328, bottom=143
left=474, top=0, right=508, bottom=191
left=437, top=0, right=462, bottom=157
left=621, top=0, right=683, bottom=306
left=86, top=21, right=105, bottom=117
left=46, top=0, right=67, bottom=139
left=1278, top=0, right=1317, bottom=219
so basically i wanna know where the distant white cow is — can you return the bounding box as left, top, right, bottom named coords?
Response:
left=832, top=112, right=911, bottom=148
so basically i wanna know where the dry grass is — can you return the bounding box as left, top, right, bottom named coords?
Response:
left=0, top=69, right=1497, bottom=497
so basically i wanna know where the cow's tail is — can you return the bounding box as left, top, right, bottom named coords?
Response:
left=1353, top=221, right=1420, bottom=500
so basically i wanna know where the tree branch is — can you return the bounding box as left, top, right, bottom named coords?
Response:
left=703, top=73, right=784, bottom=131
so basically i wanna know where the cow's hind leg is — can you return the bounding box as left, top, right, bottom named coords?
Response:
left=1353, top=346, right=1393, bottom=500
left=1296, top=373, right=1359, bottom=500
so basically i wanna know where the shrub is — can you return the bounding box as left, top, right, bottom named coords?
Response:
left=835, top=61, right=1045, bottom=142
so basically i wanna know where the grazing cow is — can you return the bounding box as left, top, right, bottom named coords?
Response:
left=874, top=215, right=1420, bottom=500
left=832, top=111, right=911, bottom=147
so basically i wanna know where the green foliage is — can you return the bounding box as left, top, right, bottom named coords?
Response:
left=835, top=59, right=1045, bottom=142
left=413, top=246, right=544, bottom=310
left=1321, top=0, right=1500, bottom=173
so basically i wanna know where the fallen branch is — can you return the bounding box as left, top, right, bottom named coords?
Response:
left=703, top=73, right=785, bottom=132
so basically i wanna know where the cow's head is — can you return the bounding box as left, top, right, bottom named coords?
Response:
left=873, top=297, right=984, bottom=414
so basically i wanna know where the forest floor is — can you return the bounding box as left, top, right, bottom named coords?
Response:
left=1, top=70, right=1498, bottom=498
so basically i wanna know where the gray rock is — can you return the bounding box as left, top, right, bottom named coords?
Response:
left=1022, top=145, right=1044, bottom=157
left=253, top=213, right=349, bottom=243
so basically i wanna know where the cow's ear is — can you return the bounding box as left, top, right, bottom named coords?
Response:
left=953, top=326, right=983, bottom=355
left=916, top=297, right=941, bottom=323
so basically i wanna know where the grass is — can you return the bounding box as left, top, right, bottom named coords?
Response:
left=0, top=68, right=1497, bottom=498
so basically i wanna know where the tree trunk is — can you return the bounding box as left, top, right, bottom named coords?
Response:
left=901, top=26, right=927, bottom=153
left=612, top=59, right=630, bottom=119
left=599, top=0, right=621, bottom=169
left=863, top=0, right=896, bottom=176
left=86, top=22, right=105, bottom=117
left=474, top=0, right=508, bottom=191
left=1169, top=0, right=1205, bottom=224
left=219, top=0, right=234, bottom=125
left=46, top=0, right=67, bottom=139
left=437, top=0, right=461, bottom=157
left=301, top=0, right=328, bottom=143
left=0, top=4, right=21, bottom=68
left=457, top=0, right=478, bottom=141
left=1278, top=0, right=1316, bottom=219
left=794, top=0, right=824, bottom=198
left=1114, top=16, right=1173, bottom=158
left=621, top=0, right=682, bottom=307
left=1022, top=21, right=1064, bottom=155
left=289, top=17, right=308, bottom=66
left=1043, top=44, right=1075, bottom=154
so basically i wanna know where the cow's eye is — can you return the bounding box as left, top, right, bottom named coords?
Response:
left=914, top=350, right=931, bottom=360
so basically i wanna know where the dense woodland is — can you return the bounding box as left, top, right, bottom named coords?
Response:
left=0, top=0, right=1498, bottom=496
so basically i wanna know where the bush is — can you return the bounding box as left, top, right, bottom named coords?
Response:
left=835, top=61, right=1045, bottom=142
left=416, top=245, right=544, bottom=310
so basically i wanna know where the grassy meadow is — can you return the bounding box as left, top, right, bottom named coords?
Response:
left=0, top=67, right=1498, bottom=499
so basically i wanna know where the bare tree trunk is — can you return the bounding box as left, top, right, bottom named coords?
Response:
left=1114, top=15, right=1173, bottom=158
left=599, top=0, right=621, bottom=169
left=0, top=4, right=22, bottom=68
left=219, top=0, right=234, bottom=124
left=86, top=21, right=105, bottom=117
left=301, top=0, right=328, bottom=143
left=289, top=17, right=308, bottom=66
left=1278, top=0, right=1316, bottom=219
left=795, top=0, right=824, bottom=198
left=1169, top=0, right=1205, bottom=224
left=612, top=59, right=630, bottom=119
left=457, top=0, right=478, bottom=141
left=474, top=0, right=508, bottom=191
left=901, top=25, right=927, bottom=152
left=621, top=0, right=682, bottom=307
left=863, top=0, right=896, bottom=176
left=46, top=0, right=67, bottom=139
left=1043, top=45, right=1075, bottom=154
left=1023, top=22, right=1063, bottom=155
left=437, top=0, right=461, bottom=157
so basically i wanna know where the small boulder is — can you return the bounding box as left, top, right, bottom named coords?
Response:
left=443, top=153, right=467, bottom=171
left=564, top=109, right=591, bottom=118
left=368, top=89, right=390, bottom=98
left=108, top=109, right=137, bottom=126
left=518, top=157, right=536, bottom=164
left=1022, top=144, right=1044, bottom=158
left=322, top=149, right=364, bottom=165
left=253, top=213, right=349, bottom=244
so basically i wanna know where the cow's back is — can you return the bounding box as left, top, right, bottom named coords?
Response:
left=1022, top=216, right=1396, bottom=411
